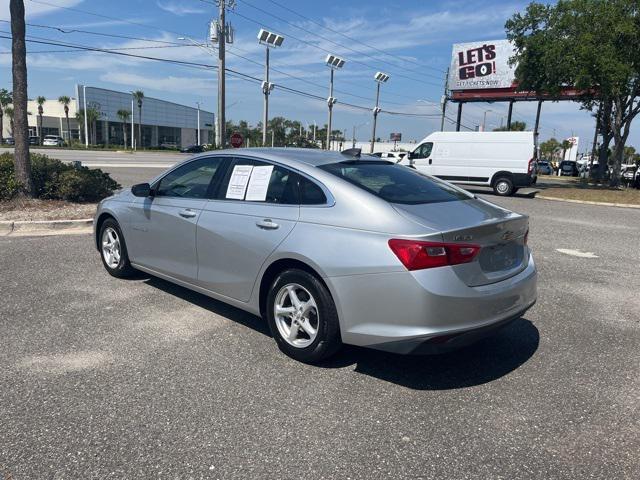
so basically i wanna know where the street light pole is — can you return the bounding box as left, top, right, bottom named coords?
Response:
left=257, top=29, right=284, bottom=147
left=482, top=109, right=492, bottom=132
left=327, top=68, right=334, bottom=150
left=263, top=45, right=270, bottom=146
left=217, top=0, right=226, bottom=148
left=370, top=82, right=380, bottom=153
left=196, top=101, right=201, bottom=145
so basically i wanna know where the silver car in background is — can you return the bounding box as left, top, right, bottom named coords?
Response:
left=94, top=148, right=537, bottom=363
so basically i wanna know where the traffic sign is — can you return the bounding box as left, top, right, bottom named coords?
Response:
left=230, top=132, right=243, bottom=148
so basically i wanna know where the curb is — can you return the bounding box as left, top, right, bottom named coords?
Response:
left=0, top=218, right=93, bottom=236
left=536, top=195, right=640, bottom=209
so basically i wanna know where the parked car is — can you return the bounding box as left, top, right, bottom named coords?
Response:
left=3, top=137, right=14, bottom=145
left=94, top=148, right=537, bottom=363
left=622, top=165, right=637, bottom=186
left=28, top=136, right=40, bottom=146
left=537, top=160, right=553, bottom=175
left=559, top=160, right=579, bottom=176
left=180, top=144, right=205, bottom=153
left=159, top=142, right=178, bottom=150
left=403, top=131, right=537, bottom=196
left=43, top=135, right=64, bottom=146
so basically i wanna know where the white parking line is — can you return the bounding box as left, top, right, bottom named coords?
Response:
left=80, top=163, right=175, bottom=168
left=556, top=248, right=599, bottom=258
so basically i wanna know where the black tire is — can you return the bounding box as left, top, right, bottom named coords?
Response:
left=98, top=218, right=136, bottom=278
left=266, top=269, right=342, bottom=363
left=493, top=176, right=514, bottom=196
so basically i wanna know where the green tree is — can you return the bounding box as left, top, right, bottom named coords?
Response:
left=36, top=96, right=46, bottom=144
left=10, top=0, right=33, bottom=196
left=132, top=90, right=144, bottom=149
left=560, top=139, right=573, bottom=162
left=0, top=88, right=12, bottom=144
left=493, top=121, right=527, bottom=132
left=58, top=95, right=71, bottom=144
left=75, top=103, right=102, bottom=145
left=116, top=109, right=131, bottom=148
left=506, top=0, right=640, bottom=186
left=540, top=137, right=560, bottom=161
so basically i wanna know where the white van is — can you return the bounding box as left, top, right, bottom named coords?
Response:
left=404, top=132, right=537, bottom=196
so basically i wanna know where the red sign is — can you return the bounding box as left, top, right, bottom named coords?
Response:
left=230, top=132, right=243, bottom=148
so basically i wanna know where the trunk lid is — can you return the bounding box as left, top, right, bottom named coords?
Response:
left=393, top=198, right=529, bottom=286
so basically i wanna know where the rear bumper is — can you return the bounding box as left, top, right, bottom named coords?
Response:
left=513, top=172, right=536, bottom=187
left=327, top=253, right=537, bottom=354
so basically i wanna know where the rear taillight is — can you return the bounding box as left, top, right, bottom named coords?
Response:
left=528, top=158, right=535, bottom=174
left=388, top=239, right=481, bottom=271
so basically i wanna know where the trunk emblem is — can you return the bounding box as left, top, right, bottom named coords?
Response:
left=501, top=231, right=516, bottom=241
left=454, top=234, right=473, bottom=241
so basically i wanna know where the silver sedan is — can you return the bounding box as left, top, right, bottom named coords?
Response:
left=94, top=148, right=537, bottom=363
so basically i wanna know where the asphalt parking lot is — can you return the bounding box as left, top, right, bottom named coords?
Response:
left=1, top=182, right=639, bottom=478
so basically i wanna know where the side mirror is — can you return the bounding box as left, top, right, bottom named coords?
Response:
left=407, top=151, right=414, bottom=160
left=131, top=182, right=152, bottom=197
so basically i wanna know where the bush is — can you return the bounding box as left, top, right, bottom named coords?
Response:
left=0, top=152, right=120, bottom=202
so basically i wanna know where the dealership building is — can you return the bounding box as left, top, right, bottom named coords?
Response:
left=2, top=84, right=214, bottom=148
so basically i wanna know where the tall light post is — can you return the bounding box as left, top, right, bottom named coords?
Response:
left=196, top=101, right=201, bottom=145
left=482, top=109, right=492, bottom=132
left=257, top=29, right=285, bottom=147
left=325, top=54, right=345, bottom=151
left=370, top=71, right=389, bottom=153
left=352, top=121, right=369, bottom=148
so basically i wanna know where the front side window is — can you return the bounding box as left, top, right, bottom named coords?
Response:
left=319, top=160, right=471, bottom=205
left=216, top=159, right=299, bottom=204
left=413, top=142, right=433, bottom=159
left=155, top=157, right=223, bottom=199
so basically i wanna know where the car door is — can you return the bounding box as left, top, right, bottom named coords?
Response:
left=126, top=156, right=228, bottom=283
left=410, top=141, right=436, bottom=175
left=196, top=157, right=300, bottom=302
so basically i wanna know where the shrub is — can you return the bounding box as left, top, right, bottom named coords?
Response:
left=0, top=152, right=120, bottom=202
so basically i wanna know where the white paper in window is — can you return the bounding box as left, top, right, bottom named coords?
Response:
left=245, top=165, right=274, bottom=201
left=225, top=165, right=253, bottom=199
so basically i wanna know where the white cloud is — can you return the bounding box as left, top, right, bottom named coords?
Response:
left=0, top=0, right=84, bottom=21
left=100, top=72, right=216, bottom=96
left=156, top=1, right=206, bottom=16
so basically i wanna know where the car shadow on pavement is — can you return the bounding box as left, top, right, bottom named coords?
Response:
left=140, top=275, right=538, bottom=391
left=319, top=318, right=539, bottom=390
left=466, top=187, right=538, bottom=199
left=142, top=276, right=271, bottom=336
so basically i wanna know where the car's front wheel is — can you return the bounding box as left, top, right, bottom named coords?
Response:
left=266, top=269, right=342, bottom=363
left=99, top=218, right=136, bottom=278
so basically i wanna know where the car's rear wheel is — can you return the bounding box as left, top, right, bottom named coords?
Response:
left=99, top=218, right=136, bottom=278
left=266, top=269, right=341, bottom=363
left=493, top=176, right=514, bottom=196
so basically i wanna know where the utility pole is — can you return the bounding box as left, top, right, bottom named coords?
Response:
left=214, top=0, right=234, bottom=149
left=440, top=67, right=449, bottom=132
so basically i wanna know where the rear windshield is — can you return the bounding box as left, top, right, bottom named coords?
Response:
left=318, top=161, right=471, bottom=205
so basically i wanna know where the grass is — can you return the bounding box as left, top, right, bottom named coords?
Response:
left=0, top=198, right=97, bottom=221
left=536, top=176, right=640, bottom=205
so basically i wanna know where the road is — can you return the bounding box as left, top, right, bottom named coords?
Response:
left=1, top=192, right=639, bottom=479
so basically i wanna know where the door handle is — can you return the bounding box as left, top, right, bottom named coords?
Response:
left=179, top=209, right=197, bottom=219
left=256, top=219, right=279, bottom=230
left=428, top=159, right=432, bottom=165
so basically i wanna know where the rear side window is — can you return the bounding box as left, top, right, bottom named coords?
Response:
left=319, top=161, right=471, bottom=205
left=299, top=176, right=327, bottom=205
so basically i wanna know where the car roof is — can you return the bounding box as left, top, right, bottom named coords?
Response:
left=196, top=147, right=389, bottom=168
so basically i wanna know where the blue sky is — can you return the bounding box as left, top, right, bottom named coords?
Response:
left=1, top=0, right=631, bottom=150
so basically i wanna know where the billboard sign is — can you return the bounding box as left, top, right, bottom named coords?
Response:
left=390, top=132, right=402, bottom=141
left=448, top=40, right=516, bottom=91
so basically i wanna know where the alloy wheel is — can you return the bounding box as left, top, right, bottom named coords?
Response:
left=274, top=283, right=319, bottom=348
left=101, top=227, right=121, bottom=269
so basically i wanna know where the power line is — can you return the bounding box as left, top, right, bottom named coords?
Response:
left=263, top=0, right=447, bottom=75
left=224, top=6, right=443, bottom=88
left=233, top=0, right=444, bottom=82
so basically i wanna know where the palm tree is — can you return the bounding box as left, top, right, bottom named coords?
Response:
left=58, top=95, right=71, bottom=144
left=0, top=88, right=12, bottom=144
left=75, top=110, right=85, bottom=145
left=132, top=90, right=144, bottom=149
left=36, top=95, right=46, bottom=144
left=10, top=0, right=33, bottom=196
left=116, top=108, right=131, bottom=148
left=561, top=139, right=573, bottom=162
left=4, top=106, right=14, bottom=136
